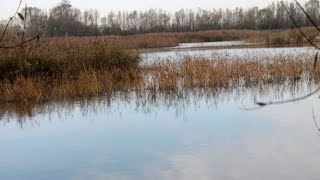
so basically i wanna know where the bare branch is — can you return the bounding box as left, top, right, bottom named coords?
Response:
left=314, top=52, right=319, bottom=69
left=312, top=107, right=320, bottom=132
left=0, top=0, right=23, bottom=42
left=0, top=1, right=45, bottom=49
left=281, top=1, right=320, bottom=51
left=256, top=86, right=320, bottom=107
left=0, top=32, right=43, bottom=49
left=21, top=3, right=27, bottom=46
left=252, top=2, right=320, bottom=108
left=294, top=0, right=320, bottom=33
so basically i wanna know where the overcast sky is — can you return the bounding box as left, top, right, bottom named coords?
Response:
left=0, top=0, right=309, bottom=19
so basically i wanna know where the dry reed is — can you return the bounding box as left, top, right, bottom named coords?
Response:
left=0, top=30, right=319, bottom=103
left=144, top=56, right=318, bottom=93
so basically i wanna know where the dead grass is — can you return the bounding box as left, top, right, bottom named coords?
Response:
left=248, top=27, right=319, bottom=45
left=0, top=52, right=318, bottom=103
left=41, top=27, right=319, bottom=50
left=0, top=68, right=143, bottom=103
left=37, top=29, right=256, bottom=50
left=1, top=30, right=319, bottom=104
left=144, top=56, right=318, bottom=93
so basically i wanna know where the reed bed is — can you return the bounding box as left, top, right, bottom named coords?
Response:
left=40, top=27, right=319, bottom=50
left=0, top=50, right=318, bottom=103
left=0, top=54, right=319, bottom=124
left=0, top=69, right=143, bottom=103
left=3, top=27, right=317, bottom=54
left=0, top=41, right=140, bottom=80
left=144, top=56, right=319, bottom=93
left=38, top=29, right=252, bottom=50
left=0, top=38, right=143, bottom=103
left=1, top=29, right=319, bottom=103
left=248, top=27, right=319, bottom=45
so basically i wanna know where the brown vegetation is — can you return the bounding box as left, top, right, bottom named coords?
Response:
left=42, top=29, right=255, bottom=50
left=0, top=40, right=140, bottom=80
left=0, top=49, right=318, bottom=103
left=0, top=38, right=143, bottom=103
left=0, top=69, right=143, bottom=103
left=248, top=27, right=320, bottom=45
left=145, top=56, right=318, bottom=92
left=1, top=24, right=319, bottom=104
left=38, top=27, right=319, bottom=50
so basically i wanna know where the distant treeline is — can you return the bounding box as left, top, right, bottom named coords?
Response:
left=1, top=0, right=320, bottom=37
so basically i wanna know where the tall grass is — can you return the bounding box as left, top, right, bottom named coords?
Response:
left=145, top=56, right=317, bottom=93
left=0, top=50, right=318, bottom=103
left=0, top=30, right=319, bottom=103
left=38, top=29, right=257, bottom=50
left=0, top=41, right=140, bottom=80
left=42, top=28, right=319, bottom=50
left=248, top=27, right=319, bottom=45
left=0, top=69, right=143, bottom=103
left=0, top=38, right=143, bottom=103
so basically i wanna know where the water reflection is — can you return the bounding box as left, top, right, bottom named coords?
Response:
left=0, top=81, right=316, bottom=127
left=1, top=81, right=320, bottom=180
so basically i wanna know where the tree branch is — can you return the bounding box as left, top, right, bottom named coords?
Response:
left=294, top=0, right=320, bottom=33
left=0, top=32, right=43, bottom=49
left=254, top=2, right=320, bottom=107
left=0, top=0, right=23, bottom=42
left=255, top=86, right=320, bottom=107
left=281, top=1, right=320, bottom=50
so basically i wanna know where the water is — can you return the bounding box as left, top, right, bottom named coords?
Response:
left=1, top=83, right=320, bottom=180
left=173, top=41, right=248, bottom=49
left=2, top=42, right=320, bottom=180
left=142, top=46, right=318, bottom=64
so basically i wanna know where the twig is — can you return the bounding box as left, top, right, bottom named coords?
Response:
left=281, top=1, right=320, bottom=51
left=312, top=107, right=320, bottom=136
left=0, top=32, right=43, bottom=49
left=254, top=2, right=320, bottom=108
left=21, top=3, right=27, bottom=46
left=312, top=107, right=320, bottom=131
left=0, top=0, right=23, bottom=42
left=239, top=105, right=266, bottom=111
left=314, top=52, right=319, bottom=69
left=294, top=0, right=320, bottom=33
left=256, top=86, right=320, bottom=107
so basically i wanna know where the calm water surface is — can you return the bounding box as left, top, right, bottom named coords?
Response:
left=142, top=45, right=318, bottom=64
left=1, top=83, right=320, bottom=180
left=174, top=41, right=248, bottom=49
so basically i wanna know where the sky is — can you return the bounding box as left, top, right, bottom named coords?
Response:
left=0, top=0, right=309, bottom=19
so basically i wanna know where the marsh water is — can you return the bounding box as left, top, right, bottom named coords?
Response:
left=142, top=41, right=317, bottom=64
left=2, top=42, right=320, bottom=180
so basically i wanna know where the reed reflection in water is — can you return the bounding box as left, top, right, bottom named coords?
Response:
left=1, top=80, right=320, bottom=180
left=0, top=80, right=316, bottom=127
